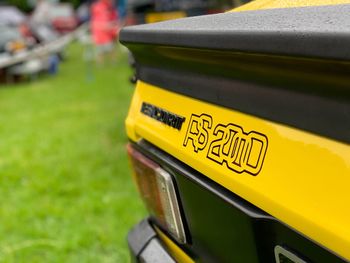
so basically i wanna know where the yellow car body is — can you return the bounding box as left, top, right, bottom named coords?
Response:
left=121, top=1, right=350, bottom=262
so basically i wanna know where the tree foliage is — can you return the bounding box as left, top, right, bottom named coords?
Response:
left=6, top=0, right=32, bottom=12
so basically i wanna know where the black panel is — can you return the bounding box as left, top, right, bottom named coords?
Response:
left=133, top=140, right=348, bottom=263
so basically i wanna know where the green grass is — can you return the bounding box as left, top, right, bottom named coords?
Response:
left=0, top=44, right=146, bottom=262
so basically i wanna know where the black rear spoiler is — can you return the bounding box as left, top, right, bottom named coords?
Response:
left=121, top=4, right=350, bottom=60
left=120, top=4, right=350, bottom=144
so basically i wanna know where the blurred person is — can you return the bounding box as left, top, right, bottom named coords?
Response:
left=18, top=22, right=36, bottom=47
left=91, top=0, right=119, bottom=64
left=118, top=0, right=127, bottom=25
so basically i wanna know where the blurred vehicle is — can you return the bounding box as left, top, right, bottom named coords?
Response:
left=0, top=6, right=26, bottom=26
left=0, top=6, right=36, bottom=48
left=126, top=0, right=248, bottom=25
left=76, top=3, right=90, bottom=24
left=0, top=25, right=26, bottom=54
left=49, top=3, right=78, bottom=34
left=0, top=24, right=47, bottom=78
left=30, top=23, right=66, bottom=61
left=30, top=23, right=60, bottom=44
left=7, top=58, right=45, bottom=79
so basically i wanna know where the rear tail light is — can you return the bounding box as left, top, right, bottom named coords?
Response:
left=127, top=144, right=186, bottom=243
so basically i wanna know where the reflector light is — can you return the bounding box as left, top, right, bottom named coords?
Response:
left=275, top=246, right=308, bottom=263
left=127, top=144, right=186, bottom=244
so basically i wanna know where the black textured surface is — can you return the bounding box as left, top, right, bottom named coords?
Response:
left=121, top=4, right=350, bottom=60
left=127, top=219, right=156, bottom=257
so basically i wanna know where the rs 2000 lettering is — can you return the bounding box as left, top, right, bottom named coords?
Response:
left=207, top=124, right=268, bottom=175
left=183, top=114, right=212, bottom=152
left=183, top=114, right=268, bottom=176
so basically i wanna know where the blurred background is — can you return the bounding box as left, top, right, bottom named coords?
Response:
left=0, top=0, right=249, bottom=261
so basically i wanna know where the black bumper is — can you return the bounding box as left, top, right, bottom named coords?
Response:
left=128, top=219, right=176, bottom=263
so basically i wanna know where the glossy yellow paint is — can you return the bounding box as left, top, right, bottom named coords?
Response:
left=155, top=227, right=195, bottom=263
left=126, top=81, right=350, bottom=260
left=145, top=11, right=186, bottom=24
left=234, top=0, right=350, bottom=11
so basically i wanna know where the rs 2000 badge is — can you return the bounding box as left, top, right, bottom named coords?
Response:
left=183, top=114, right=268, bottom=176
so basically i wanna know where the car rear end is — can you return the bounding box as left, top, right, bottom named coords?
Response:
left=50, top=4, right=78, bottom=34
left=120, top=1, right=350, bottom=262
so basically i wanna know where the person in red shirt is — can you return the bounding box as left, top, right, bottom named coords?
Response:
left=91, top=0, right=119, bottom=64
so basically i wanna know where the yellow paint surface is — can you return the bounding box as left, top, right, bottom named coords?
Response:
left=146, top=11, right=186, bottom=23
left=155, top=227, right=195, bottom=263
left=234, top=0, right=350, bottom=11
left=126, top=81, right=350, bottom=260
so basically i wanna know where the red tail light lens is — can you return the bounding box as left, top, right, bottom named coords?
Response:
left=127, top=144, right=186, bottom=243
